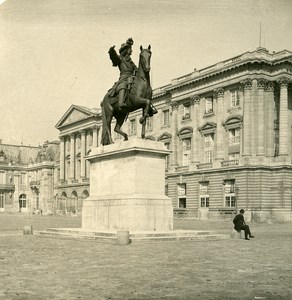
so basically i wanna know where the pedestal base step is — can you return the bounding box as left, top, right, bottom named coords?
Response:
left=36, top=228, right=229, bottom=243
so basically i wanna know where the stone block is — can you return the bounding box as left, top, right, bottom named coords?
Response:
left=23, top=225, right=33, bottom=235
left=230, top=229, right=242, bottom=239
left=83, top=138, right=173, bottom=232
left=117, top=231, right=130, bottom=245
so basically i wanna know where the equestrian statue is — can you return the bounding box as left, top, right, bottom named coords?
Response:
left=100, top=37, right=157, bottom=145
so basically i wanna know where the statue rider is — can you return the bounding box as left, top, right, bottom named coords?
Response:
left=108, top=37, right=138, bottom=111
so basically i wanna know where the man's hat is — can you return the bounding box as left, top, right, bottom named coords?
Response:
left=240, top=209, right=245, bottom=213
left=119, top=38, right=134, bottom=54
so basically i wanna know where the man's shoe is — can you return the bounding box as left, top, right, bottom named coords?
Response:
left=249, top=235, right=255, bottom=238
left=245, top=237, right=250, bottom=240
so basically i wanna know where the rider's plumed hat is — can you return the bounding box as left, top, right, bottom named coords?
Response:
left=119, top=38, right=134, bottom=54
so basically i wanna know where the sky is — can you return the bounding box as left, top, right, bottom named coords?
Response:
left=0, top=0, right=292, bottom=146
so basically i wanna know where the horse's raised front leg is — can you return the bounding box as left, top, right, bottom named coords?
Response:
left=135, top=97, right=150, bottom=124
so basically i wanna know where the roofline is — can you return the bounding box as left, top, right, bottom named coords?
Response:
left=153, top=48, right=292, bottom=98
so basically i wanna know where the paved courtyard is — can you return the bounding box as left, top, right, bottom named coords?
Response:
left=0, top=214, right=291, bottom=300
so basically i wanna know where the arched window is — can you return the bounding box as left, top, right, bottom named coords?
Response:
left=58, top=192, right=67, bottom=213
left=68, top=191, right=78, bottom=213
left=19, top=194, right=27, bottom=212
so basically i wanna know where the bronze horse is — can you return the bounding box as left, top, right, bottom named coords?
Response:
left=101, top=45, right=155, bottom=145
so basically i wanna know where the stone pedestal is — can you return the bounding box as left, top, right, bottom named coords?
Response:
left=82, top=138, right=173, bottom=232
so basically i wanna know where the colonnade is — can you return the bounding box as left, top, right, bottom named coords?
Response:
left=242, top=77, right=290, bottom=158
left=170, top=76, right=290, bottom=167
left=59, top=126, right=100, bottom=181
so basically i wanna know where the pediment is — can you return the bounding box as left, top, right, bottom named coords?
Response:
left=178, top=126, right=193, bottom=136
left=199, top=122, right=217, bottom=135
left=223, top=115, right=243, bottom=129
left=56, top=105, right=97, bottom=129
left=157, top=132, right=172, bottom=141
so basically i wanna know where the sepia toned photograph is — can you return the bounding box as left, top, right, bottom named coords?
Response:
left=0, top=0, right=291, bottom=299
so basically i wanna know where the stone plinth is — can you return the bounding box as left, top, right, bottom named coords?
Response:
left=82, top=138, right=173, bottom=232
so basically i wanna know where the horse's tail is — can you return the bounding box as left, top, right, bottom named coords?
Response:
left=100, top=96, right=112, bottom=146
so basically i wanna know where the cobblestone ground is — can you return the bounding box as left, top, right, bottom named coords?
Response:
left=0, top=214, right=291, bottom=300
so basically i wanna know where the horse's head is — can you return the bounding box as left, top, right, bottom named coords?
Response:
left=139, top=45, right=152, bottom=73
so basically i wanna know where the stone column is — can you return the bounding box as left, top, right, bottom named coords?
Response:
left=265, top=81, right=275, bottom=157
left=92, top=125, right=98, bottom=148
left=80, top=130, right=86, bottom=178
left=277, top=77, right=290, bottom=156
left=214, top=88, right=225, bottom=161
left=191, top=95, right=200, bottom=163
left=170, top=102, right=179, bottom=166
left=59, top=136, right=65, bottom=181
left=70, top=133, right=75, bottom=179
left=241, top=79, right=253, bottom=156
left=256, top=78, right=267, bottom=156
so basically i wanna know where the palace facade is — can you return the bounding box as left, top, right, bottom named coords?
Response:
left=1, top=47, right=292, bottom=222
left=0, top=140, right=59, bottom=214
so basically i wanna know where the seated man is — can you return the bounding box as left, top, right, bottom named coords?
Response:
left=233, top=209, right=255, bottom=240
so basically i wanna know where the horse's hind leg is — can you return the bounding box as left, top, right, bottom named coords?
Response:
left=141, top=117, right=146, bottom=139
left=114, top=115, right=128, bottom=141
left=101, top=97, right=115, bottom=145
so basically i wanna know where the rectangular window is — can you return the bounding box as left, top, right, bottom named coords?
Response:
left=228, top=129, right=240, bottom=160
left=200, top=196, right=209, bottom=207
left=229, top=128, right=240, bottom=145
left=200, top=182, right=209, bottom=207
left=163, top=110, right=169, bottom=126
left=130, top=119, right=136, bottom=135
left=0, top=192, right=4, bottom=209
left=230, top=89, right=240, bottom=107
left=183, top=103, right=191, bottom=120
left=204, top=134, right=214, bottom=163
left=225, top=196, right=236, bottom=207
left=177, top=183, right=186, bottom=208
left=205, top=96, right=213, bottom=113
left=182, top=138, right=191, bottom=166
left=146, top=117, right=152, bottom=131
left=224, top=180, right=236, bottom=207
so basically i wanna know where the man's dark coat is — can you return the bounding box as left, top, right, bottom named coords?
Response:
left=233, top=213, right=245, bottom=232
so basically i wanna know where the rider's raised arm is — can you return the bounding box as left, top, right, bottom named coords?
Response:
left=108, top=46, right=121, bottom=67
